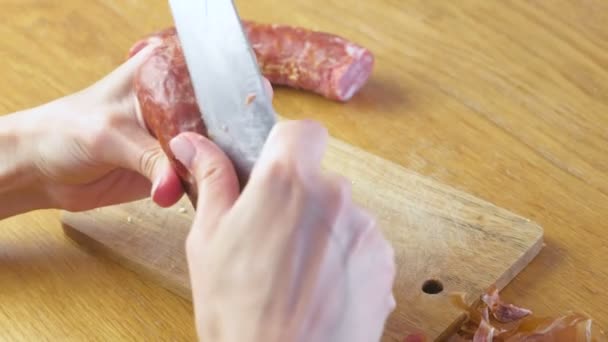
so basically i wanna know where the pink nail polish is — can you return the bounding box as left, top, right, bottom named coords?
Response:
left=150, top=175, right=162, bottom=198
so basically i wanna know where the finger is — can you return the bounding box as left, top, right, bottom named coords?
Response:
left=322, top=173, right=371, bottom=259
left=348, top=205, right=395, bottom=278
left=150, top=159, right=185, bottom=207
left=253, top=119, right=328, bottom=179
left=95, top=170, right=154, bottom=207
left=321, top=172, right=353, bottom=227
left=346, top=233, right=396, bottom=332
left=344, top=204, right=377, bottom=253
left=127, top=35, right=162, bottom=58
left=91, top=38, right=162, bottom=102
left=61, top=168, right=155, bottom=210
left=109, top=128, right=184, bottom=207
left=327, top=197, right=394, bottom=340
left=329, top=186, right=395, bottom=316
left=170, top=132, right=240, bottom=229
left=349, top=208, right=396, bottom=310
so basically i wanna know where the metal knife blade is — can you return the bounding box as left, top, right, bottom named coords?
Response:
left=168, top=0, right=277, bottom=186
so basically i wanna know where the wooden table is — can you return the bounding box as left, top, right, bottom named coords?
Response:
left=1, top=0, right=607, bottom=340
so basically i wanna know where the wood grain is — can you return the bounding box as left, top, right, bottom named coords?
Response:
left=1, top=0, right=607, bottom=340
left=61, top=136, right=543, bottom=340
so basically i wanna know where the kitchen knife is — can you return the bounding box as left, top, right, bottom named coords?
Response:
left=168, top=0, right=277, bottom=187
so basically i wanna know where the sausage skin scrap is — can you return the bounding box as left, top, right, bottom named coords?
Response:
left=442, top=287, right=607, bottom=341
left=481, top=286, right=532, bottom=323
left=128, top=22, right=374, bottom=205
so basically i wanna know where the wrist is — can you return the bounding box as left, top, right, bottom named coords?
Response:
left=0, top=110, right=51, bottom=218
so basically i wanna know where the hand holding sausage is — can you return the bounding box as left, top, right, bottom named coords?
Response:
left=0, top=42, right=184, bottom=217
left=172, top=120, right=396, bottom=342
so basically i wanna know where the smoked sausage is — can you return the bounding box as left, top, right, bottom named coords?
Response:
left=129, top=22, right=374, bottom=205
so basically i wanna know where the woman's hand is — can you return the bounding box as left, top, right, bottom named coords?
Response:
left=172, top=120, right=396, bottom=342
left=1, top=40, right=275, bottom=218
left=1, top=42, right=183, bottom=216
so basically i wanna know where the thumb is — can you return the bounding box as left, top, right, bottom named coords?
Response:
left=112, top=129, right=184, bottom=207
left=169, top=132, right=240, bottom=229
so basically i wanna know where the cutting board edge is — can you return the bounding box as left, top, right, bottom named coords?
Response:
left=499, top=226, right=544, bottom=289
left=433, top=231, right=543, bottom=341
left=61, top=219, right=193, bottom=301
left=328, top=137, right=546, bottom=234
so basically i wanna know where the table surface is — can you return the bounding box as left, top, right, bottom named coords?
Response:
left=1, top=0, right=607, bottom=340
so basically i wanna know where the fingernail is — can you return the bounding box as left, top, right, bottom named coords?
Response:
left=151, top=176, right=161, bottom=197
left=388, top=294, right=396, bottom=309
left=170, top=135, right=195, bottom=169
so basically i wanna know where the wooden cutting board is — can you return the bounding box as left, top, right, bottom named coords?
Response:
left=61, top=137, right=543, bottom=341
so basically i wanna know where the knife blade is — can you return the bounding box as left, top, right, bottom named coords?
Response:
left=168, top=0, right=277, bottom=187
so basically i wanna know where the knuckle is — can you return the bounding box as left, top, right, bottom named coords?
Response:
left=325, top=174, right=353, bottom=208
left=138, top=146, right=163, bottom=177
left=266, top=120, right=326, bottom=158
left=274, top=119, right=326, bottom=139
left=82, top=113, right=125, bottom=153
left=101, top=107, right=130, bottom=130
left=374, top=229, right=396, bottom=270
left=192, top=147, right=236, bottom=188
left=350, top=206, right=396, bottom=265
left=59, top=197, right=84, bottom=212
left=336, top=176, right=353, bottom=199
left=311, top=175, right=353, bottom=226
left=268, top=145, right=300, bottom=171
left=258, top=156, right=300, bottom=187
left=358, top=207, right=377, bottom=230
left=268, top=120, right=297, bottom=141
left=83, top=123, right=109, bottom=153
left=198, top=160, right=226, bottom=185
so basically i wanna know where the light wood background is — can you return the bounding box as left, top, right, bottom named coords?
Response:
left=1, top=0, right=607, bottom=340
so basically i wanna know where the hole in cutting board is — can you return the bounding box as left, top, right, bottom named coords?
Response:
left=422, top=279, right=443, bottom=294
